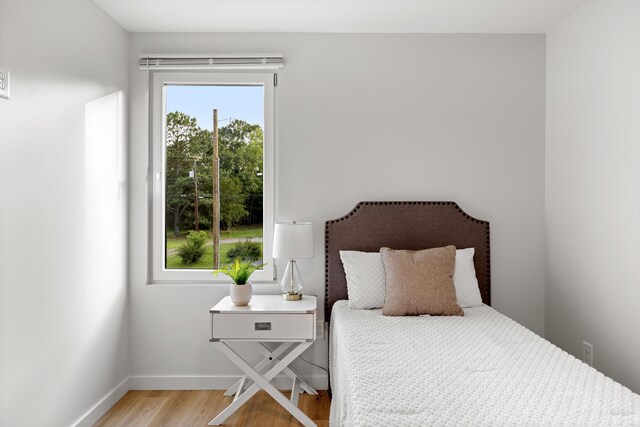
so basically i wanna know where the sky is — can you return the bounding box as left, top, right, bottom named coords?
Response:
left=166, top=84, right=264, bottom=131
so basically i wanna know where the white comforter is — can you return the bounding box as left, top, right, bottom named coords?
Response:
left=329, top=300, right=640, bottom=426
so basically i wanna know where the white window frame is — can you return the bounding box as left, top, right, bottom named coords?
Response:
left=150, top=71, right=275, bottom=283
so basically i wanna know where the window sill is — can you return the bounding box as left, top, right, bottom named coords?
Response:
left=146, top=281, right=280, bottom=288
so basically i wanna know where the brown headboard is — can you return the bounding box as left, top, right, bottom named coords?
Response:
left=325, top=201, right=490, bottom=319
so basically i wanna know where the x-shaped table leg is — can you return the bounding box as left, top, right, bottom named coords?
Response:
left=210, top=341, right=316, bottom=427
left=223, top=342, right=294, bottom=397
left=224, top=343, right=317, bottom=397
left=257, top=343, right=317, bottom=396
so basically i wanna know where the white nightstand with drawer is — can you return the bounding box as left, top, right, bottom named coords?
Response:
left=209, top=295, right=318, bottom=427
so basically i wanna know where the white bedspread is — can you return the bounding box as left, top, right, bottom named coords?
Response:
left=329, top=300, right=640, bottom=426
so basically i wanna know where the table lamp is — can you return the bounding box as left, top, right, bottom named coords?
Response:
left=273, top=221, right=314, bottom=301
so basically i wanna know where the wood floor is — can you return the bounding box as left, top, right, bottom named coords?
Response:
left=94, top=390, right=331, bottom=427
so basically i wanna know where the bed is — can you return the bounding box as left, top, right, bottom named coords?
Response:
left=326, top=201, right=640, bottom=426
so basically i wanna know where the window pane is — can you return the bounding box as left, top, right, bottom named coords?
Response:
left=164, top=84, right=264, bottom=270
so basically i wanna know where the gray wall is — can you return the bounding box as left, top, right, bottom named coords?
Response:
left=128, top=33, right=546, bottom=387
left=0, top=0, right=130, bottom=425
left=546, top=0, right=640, bottom=393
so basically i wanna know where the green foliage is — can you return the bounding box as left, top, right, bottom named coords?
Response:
left=166, top=241, right=234, bottom=269
left=176, top=230, right=209, bottom=264
left=165, top=112, right=214, bottom=235
left=227, top=240, right=262, bottom=262
left=165, top=226, right=263, bottom=269
left=218, top=119, right=264, bottom=229
left=218, top=120, right=264, bottom=192
left=220, top=176, right=248, bottom=231
left=164, top=112, right=264, bottom=234
left=213, top=259, right=267, bottom=285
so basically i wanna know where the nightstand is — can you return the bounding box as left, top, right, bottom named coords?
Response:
left=209, top=295, right=318, bottom=427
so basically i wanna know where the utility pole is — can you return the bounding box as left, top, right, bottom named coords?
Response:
left=212, top=109, right=220, bottom=268
left=192, top=158, right=199, bottom=232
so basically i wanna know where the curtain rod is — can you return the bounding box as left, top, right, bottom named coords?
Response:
left=138, top=54, right=284, bottom=71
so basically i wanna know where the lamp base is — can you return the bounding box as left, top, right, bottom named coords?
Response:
left=282, top=292, right=302, bottom=301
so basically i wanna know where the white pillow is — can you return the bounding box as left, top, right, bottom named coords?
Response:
left=340, top=251, right=386, bottom=309
left=340, top=248, right=483, bottom=309
left=453, top=248, right=483, bottom=308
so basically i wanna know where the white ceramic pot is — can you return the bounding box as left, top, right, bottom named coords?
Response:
left=230, top=283, right=252, bottom=306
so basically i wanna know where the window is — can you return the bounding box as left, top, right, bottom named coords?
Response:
left=150, top=72, right=275, bottom=283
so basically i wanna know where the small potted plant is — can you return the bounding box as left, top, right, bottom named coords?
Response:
left=213, top=259, right=266, bottom=306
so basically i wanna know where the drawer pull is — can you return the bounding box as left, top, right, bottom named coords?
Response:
left=255, top=322, right=271, bottom=331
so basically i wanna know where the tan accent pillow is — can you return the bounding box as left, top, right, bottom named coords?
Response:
left=381, top=246, right=464, bottom=317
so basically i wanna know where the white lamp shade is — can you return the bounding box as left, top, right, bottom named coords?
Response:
left=273, top=222, right=314, bottom=259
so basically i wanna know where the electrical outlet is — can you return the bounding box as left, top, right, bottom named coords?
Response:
left=583, top=341, right=593, bottom=366
left=316, top=321, right=325, bottom=340
left=0, top=67, right=9, bottom=100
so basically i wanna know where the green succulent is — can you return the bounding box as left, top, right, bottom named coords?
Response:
left=213, top=259, right=267, bottom=285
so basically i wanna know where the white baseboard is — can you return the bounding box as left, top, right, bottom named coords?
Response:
left=72, top=377, right=130, bottom=427
left=129, top=374, right=329, bottom=391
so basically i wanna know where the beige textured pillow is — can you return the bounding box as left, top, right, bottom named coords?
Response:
left=381, top=246, right=464, bottom=317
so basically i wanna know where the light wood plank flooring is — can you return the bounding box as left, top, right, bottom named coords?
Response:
left=94, top=390, right=330, bottom=427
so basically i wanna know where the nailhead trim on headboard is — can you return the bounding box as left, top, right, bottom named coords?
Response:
left=325, top=201, right=491, bottom=320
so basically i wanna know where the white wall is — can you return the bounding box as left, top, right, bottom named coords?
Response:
left=546, top=0, right=640, bottom=393
left=0, top=0, right=130, bottom=425
left=129, top=33, right=546, bottom=387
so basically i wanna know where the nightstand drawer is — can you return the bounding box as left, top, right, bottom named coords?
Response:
left=211, top=313, right=315, bottom=340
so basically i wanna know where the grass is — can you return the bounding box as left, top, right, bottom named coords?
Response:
left=165, top=225, right=263, bottom=269
left=166, top=225, right=262, bottom=250
left=165, top=242, right=238, bottom=269
left=220, top=227, right=263, bottom=240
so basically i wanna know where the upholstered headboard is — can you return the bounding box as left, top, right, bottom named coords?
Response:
left=325, top=201, right=490, bottom=319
